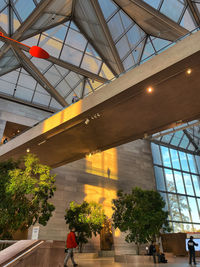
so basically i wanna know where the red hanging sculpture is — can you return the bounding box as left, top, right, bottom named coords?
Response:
left=0, top=32, right=50, bottom=59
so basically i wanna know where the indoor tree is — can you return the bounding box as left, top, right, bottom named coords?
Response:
left=65, top=201, right=106, bottom=252
left=0, top=153, right=56, bottom=239
left=112, top=187, right=170, bottom=254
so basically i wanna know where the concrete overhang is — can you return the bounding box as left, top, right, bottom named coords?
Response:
left=0, top=31, right=200, bottom=167
left=113, top=0, right=188, bottom=41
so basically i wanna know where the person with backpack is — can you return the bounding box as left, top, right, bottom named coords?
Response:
left=64, top=227, right=78, bottom=267
left=188, top=236, right=198, bottom=265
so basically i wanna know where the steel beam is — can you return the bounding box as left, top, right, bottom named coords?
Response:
left=10, top=42, right=108, bottom=83
left=113, top=0, right=188, bottom=41
left=12, top=0, right=54, bottom=40
left=186, top=0, right=200, bottom=26
left=12, top=46, right=67, bottom=107
left=90, top=0, right=124, bottom=74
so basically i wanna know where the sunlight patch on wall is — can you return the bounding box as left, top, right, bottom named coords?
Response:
left=86, top=148, right=118, bottom=180
left=42, top=100, right=82, bottom=133
left=84, top=184, right=117, bottom=218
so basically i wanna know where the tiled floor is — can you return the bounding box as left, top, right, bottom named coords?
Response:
left=69, top=257, right=200, bottom=267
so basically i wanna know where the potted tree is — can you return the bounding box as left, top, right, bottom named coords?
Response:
left=112, top=187, right=170, bottom=262
left=64, top=201, right=105, bottom=253
left=0, top=153, right=56, bottom=239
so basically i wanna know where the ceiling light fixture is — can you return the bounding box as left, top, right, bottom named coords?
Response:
left=186, top=68, right=192, bottom=75
left=147, top=87, right=153, bottom=93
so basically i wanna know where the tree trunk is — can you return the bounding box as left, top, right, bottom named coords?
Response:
left=79, top=242, right=83, bottom=253
left=136, top=243, right=140, bottom=255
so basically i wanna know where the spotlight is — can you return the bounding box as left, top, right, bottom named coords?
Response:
left=186, top=68, right=192, bottom=75
left=26, top=148, right=30, bottom=153
left=85, top=118, right=90, bottom=125
left=147, top=87, right=153, bottom=93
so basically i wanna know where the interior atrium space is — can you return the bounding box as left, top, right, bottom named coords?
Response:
left=0, top=0, right=200, bottom=265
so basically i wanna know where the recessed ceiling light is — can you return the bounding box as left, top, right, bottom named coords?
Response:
left=186, top=68, right=192, bottom=75
left=147, top=87, right=153, bottom=93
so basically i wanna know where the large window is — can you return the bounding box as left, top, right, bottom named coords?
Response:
left=151, top=142, right=200, bottom=232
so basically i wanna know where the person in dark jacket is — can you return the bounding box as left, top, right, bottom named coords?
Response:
left=64, top=227, right=78, bottom=267
left=188, top=236, right=198, bottom=265
left=149, top=241, right=157, bottom=263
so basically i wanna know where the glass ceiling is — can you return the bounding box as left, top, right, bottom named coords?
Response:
left=0, top=0, right=199, bottom=111
left=151, top=120, right=200, bottom=154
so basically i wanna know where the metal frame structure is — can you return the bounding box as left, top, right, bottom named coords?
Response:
left=0, top=0, right=200, bottom=111
left=151, top=141, right=200, bottom=232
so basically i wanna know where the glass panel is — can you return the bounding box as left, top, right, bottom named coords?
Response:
left=0, top=1, right=7, bottom=11
left=14, top=86, right=34, bottom=102
left=174, top=171, right=185, bottom=194
left=178, top=195, right=191, bottom=222
left=120, top=10, right=133, bottom=30
left=81, top=54, right=101, bottom=74
left=179, top=135, right=189, bottom=149
left=160, top=192, right=168, bottom=211
left=168, top=193, right=181, bottom=221
left=55, top=79, right=71, bottom=98
left=170, top=131, right=183, bottom=146
left=161, top=134, right=172, bottom=144
left=195, top=156, right=200, bottom=174
left=108, top=12, right=124, bottom=42
left=142, top=0, right=161, bottom=9
left=187, top=154, right=198, bottom=173
left=116, top=35, right=130, bottom=60
left=154, top=166, right=166, bottom=191
left=14, top=0, right=36, bottom=21
left=124, top=54, right=135, bottom=71
left=126, top=24, right=145, bottom=50
left=39, top=35, right=62, bottom=58
left=165, top=169, right=175, bottom=192
left=44, top=65, right=62, bottom=86
left=183, top=173, right=194, bottom=196
left=151, top=143, right=162, bottom=165
left=161, top=146, right=171, bottom=167
left=180, top=7, right=197, bottom=31
left=0, top=7, right=8, bottom=33
left=61, top=45, right=83, bottom=66
left=173, top=222, right=184, bottom=232
left=45, top=24, right=68, bottom=42
left=188, top=197, right=200, bottom=223
left=182, top=223, right=194, bottom=232
left=65, top=28, right=87, bottom=51
left=98, top=0, right=118, bottom=20
left=170, top=149, right=181, bottom=170
left=151, top=37, right=171, bottom=52
left=160, top=0, right=185, bottom=22
left=141, top=37, right=155, bottom=61
left=192, top=175, right=200, bottom=197
left=179, top=151, right=189, bottom=172
left=33, top=92, right=51, bottom=106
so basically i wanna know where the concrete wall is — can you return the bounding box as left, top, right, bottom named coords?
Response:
left=28, top=139, right=155, bottom=253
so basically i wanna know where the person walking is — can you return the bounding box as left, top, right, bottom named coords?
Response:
left=64, top=227, right=78, bottom=267
left=188, top=236, right=198, bottom=265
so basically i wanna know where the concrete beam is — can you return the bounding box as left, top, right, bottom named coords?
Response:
left=0, top=31, right=200, bottom=166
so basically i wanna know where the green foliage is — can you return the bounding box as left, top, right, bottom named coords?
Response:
left=0, top=153, right=56, bottom=239
left=65, top=201, right=106, bottom=252
left=112, top=187, right=170, bottom=254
